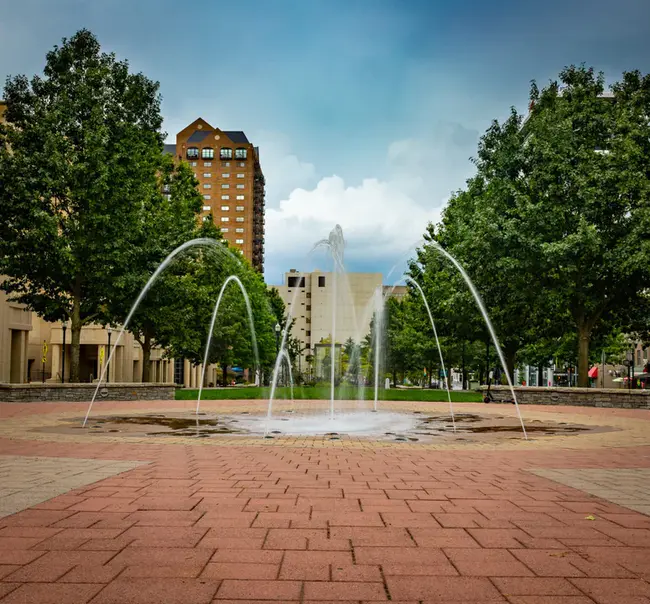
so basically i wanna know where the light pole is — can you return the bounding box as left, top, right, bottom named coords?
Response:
left=61, top=320, right=69, bottom=383
left=626, top=349, right=634, bottom=391
left=106, top=324, right=113, bottom=384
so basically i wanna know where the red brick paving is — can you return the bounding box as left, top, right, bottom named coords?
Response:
left=1, top=402, right=650, bottom=601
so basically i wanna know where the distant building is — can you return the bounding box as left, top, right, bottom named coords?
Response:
left=165, top=118, right=265, bottom=273
left=273, top=271, right=406, bottom=369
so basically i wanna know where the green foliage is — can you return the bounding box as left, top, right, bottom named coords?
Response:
left=0, top=29, right=167, bottom=381
left=403, top=65, right=650, bottom=387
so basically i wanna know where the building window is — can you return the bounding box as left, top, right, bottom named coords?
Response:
left=221, top=184, right=230, bottom=189
left=221, top=227, right=229, bottom=233
left=222, top=173, right=230, bottom=178
left=220, top=148, right=233, bottom=160
left=236, top=184, right=245, bottom=189
left=306, top=331, right=311, bottom=337
left=204, top=162, right=212, bottom=167
left=203, top=173, right=211, bottom=178
left=190, top=161, right=197, bottom=167
left=238, top=162, right=245, bottom=167
left=236, top=206, right=244, bottom=212
left=306, top=292, right=311, bottom=298
left=202, top=147, right=214, bottom=159
left=221, top=195, right=230, bottom=200
left=318, top=276, right=326, bottom=287
left=235, top=228, right=244, bottom=233
left=202, top=205, right=211, bottom=211
left=222, top=162, right=230, bottom=168
left=235, top=238, right=244, bottom=244
left=202, top=216, right=210, bottom=221
left=236, top=173, right=245, bottom=178
left=203, top=194, right=211, bottom=200
left=236, top=195, right=245, bottom=200
left=187, top=147, right=199, bottom=159
left=221, top=205, right=230, bottom=211
left=306, top=306, right=311, bottom=311
left=235, top=148, right=247, bottom=159
left=236, top=217, right=244, bottom=222
left=203, top=183, right=211, bottom=189
left=221, top=217, right=229, bottom=222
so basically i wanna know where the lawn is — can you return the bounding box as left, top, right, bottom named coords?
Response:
left=175, top=385, right=483, bottom=402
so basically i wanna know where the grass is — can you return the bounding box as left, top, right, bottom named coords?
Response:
left=175, top=385, right=483, bottom=403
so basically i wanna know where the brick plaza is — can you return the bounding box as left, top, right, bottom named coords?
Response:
left=0, top=399, right=649, bottom=603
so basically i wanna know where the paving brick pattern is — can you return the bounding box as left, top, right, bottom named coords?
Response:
left=0, top=400, right=649, bottom=602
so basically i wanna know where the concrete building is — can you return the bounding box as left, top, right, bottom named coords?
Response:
left=0, top=280, right=32, bottom=384
left=165, top=118, right=265, bottom=272
left=24, top=316, right=221, bottom=387
left=274, top=270, right=387, bottom=368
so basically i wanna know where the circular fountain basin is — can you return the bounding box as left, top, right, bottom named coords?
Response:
left=242, top=411, right=418, bottom=436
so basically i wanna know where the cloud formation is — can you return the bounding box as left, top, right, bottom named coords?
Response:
left=263, top=124, right=480, bottom=283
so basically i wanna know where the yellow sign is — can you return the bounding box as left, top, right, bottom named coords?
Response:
left=99, top=346, right=105, bottom=366
left=41, top=340, right=48, bottom=364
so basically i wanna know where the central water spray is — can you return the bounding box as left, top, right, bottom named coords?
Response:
left=312, top=225, right=346, bottom=420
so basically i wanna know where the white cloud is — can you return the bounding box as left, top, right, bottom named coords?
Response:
left=252, top=131, right=317, bottom=203
left=263, top=130, right=479, bottom=282
left=266, top=174, right=442, bottom=263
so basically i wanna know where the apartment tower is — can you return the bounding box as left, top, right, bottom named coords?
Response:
left=165, top=118, right=265, bottom=272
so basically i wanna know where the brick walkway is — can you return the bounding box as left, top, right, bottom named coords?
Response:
left=0, top=400, right=649, bottom=602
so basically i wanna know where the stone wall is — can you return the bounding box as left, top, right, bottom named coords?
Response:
left=0, top=383, right=176, bottom=403
left=480, top=385, right=650, bottom=409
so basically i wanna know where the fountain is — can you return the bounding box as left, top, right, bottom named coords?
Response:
left=196, top=275, right=259, bottom=419
left=81, top=225, right=527, bottom=441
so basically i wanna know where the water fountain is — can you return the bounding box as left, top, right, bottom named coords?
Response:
left=82, top=225, right=527, bottom=441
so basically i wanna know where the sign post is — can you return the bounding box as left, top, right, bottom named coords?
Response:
left=41, top=340, right=48, bottom=383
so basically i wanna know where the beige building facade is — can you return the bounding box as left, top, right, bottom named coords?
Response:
left=26, top=317, right=220, bottom=387
left=275, top=270, right=385, bottom=364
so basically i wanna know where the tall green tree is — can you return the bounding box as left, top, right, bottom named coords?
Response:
left=0, top=29, right=166, bottom=381
left=523, top=66, right=650, bottom=385
left=103, top=156, right=204, bottom=381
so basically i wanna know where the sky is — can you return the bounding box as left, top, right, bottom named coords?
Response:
left=1, top=0, right=649, bottom=284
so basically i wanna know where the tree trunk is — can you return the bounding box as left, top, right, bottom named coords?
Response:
left=70, top=293, right=82, bottom=382
left=141, top=333, right=152, bottom=382
left=222, top=365, right=228, bottom=387
left=505, top=347, right=517, bottom=385
left=577, top=323, right=591, bottom=388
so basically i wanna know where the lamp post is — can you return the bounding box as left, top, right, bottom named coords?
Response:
left=626, top=350, right=633, bottom=391
left=61, top=320, right=69, bottom=383
left=106, top=324, right=112, bottom=384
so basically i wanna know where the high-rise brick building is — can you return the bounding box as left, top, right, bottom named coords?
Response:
left=165, top=118, right=265, bottom=272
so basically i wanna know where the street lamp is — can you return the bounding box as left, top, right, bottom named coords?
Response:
left=274, top=323, right=281, bottom=354
left=626, top=350, right=633, bottom=391
left=61, top=319, right=69, bottom=383
left=106, top=324, right=113, bottom=384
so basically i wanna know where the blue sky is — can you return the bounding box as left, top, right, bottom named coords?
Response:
left=2, top=0, right=649, bottom=283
